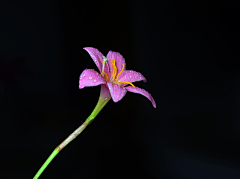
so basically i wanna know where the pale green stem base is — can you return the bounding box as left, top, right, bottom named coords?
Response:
left=33, top=94, right=110, bottom=179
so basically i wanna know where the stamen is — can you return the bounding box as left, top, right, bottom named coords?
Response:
left=115, top=81, right=135, bottom=88
left=100, top=71, right=109, bottom=81
left=115, top=63, right=125, bottom=82
left=110, top=60, right=117, bottom=81
left=109, top=59, right=135, bottom=88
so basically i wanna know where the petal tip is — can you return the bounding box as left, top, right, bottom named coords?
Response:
left=83, top=47, right=90, bottom=50
left=112, top=97, right=120, bottom=103
left=83, top=47, right=93, bottom=49
left=79, top=85, right=84, bottom=89
left=153, top=102, right=157, bottom=108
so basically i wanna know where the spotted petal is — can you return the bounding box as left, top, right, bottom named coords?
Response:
left=106, top=51, right=126, bottom=77
left=118, top=70, right=146, bottom=86
left=125, top=86, right=156, bottom=108
left=107, top=82, right=127, bottom=102
left=84, top=47, right=110, bottom=76
left=79, top=69, right=106, bottom=89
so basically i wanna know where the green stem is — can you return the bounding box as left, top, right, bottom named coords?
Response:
left=33, top=148, right=59, bottom=179
left=33, top=94, right=110, bottom=179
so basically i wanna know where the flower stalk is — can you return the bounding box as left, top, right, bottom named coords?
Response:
left=33, top=90, right=110, bottom=179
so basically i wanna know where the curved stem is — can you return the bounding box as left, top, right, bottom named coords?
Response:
left=33, top=94, right=110, bottom=179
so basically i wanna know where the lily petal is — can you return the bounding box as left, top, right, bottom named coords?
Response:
left=125, top=86, right=156, bottom=108
left=79, top=69, right=106, bottom=89
left=118, top=70, right=146, bottom=86
left=84, top=47, right=110, bottom=76
left=83, top=47, right=103, bottom=72
left=107, top=82, right=127, bottom=102
left=106, top=51, right=126, bottom=76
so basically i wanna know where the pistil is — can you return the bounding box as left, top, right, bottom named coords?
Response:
left=100, top=56, right=109, bottom=81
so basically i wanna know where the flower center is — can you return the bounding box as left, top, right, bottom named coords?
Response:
left=100, top=58, right=135, bottom=88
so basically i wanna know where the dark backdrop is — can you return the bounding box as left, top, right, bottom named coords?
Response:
left=1, top=0, right=240, bottom=179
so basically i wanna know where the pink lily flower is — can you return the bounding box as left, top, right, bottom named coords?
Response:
left=79, top=47, right=156, bottom=108
left=32, top=48, right=156, bottom=179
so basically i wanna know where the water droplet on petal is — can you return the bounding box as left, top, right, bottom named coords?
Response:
left=93, top=78, right=97, bottom=82
left=89, top=77, right=92, bottom=80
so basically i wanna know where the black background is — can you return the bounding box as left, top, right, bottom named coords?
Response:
left=1, top=0, right=240, bottom=179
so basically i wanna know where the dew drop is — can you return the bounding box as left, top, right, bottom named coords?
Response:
left=89, top=77, right=92, bottom=80
left=93, top=78, right=97, bottom=82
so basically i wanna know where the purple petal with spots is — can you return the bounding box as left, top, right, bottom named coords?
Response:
left=84, top=47, right=110, bottom=76
left=106, top=51, right=126, bottom=77
left=79, top=69, right=106, bottom=89
left=83, top=47, right=103, bottom=72
left=118, top=70, right=146, bottom=86
left=125, top=86, right=156, bottom=108
left=107, top=82, right=127, bottom=102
